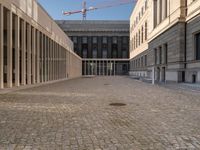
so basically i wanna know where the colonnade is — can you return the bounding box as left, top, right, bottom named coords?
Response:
left=0, top=4, right=81, bottom=89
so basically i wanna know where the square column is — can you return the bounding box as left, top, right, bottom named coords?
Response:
left=98, top=61, right=100, bottom=75
left=41, top=34, right=44, bottom=82
left=0, top=5, right=4, bottom=88
left=21, top=20, right=26, bottom=85
left=15, top=15, right=20, bottom=87
left=114, top=61, right=116, bottom=76
left=7, top=10, right=13, bottom=88
left=52, top=41, right=55, bottom=80
left=43, top=35, right=47, bottom=82
left=32, top=27, right=36, bottom=84
left=36, top=30, right=40, bottom=83
left=27, top=24, right=32, bottom=85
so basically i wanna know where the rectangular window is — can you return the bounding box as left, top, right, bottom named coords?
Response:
left=82, top=49, right=87, bottom=58
left=145, top=22, right=147, bottom=40
left=122, top=37, right=127, bottom=44
left=196, top=33, right=200, bottom=60
left=102, top=49, right=107, bottom=58
left=102, top=37, right=107, bottom=44
left=92, top=49, right=97, bottom=58
left=159, top=46, right=162, bottom=64
left=82, top=37, right=87, bottom=44
left=73, top=37, right=77, bottom=44
left=112, top=37, right=117, bottom=44
left=92, top=37, right=97, bottom=44
left=155, top=48, right=157, bottom=65
left=145, top=55, right=147, bottom=66
left=164, top=43, right=168, bottom=63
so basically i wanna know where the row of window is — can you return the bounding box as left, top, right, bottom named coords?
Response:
left=82, top=49, right=128, bottom=59
left=71, top=36, right=128, bottom=45
left=131, top=0, right=148, bottom=31
left=131, top=22, right=148, bottom=51
left=153, top=0, right=168, bottom=28
left=131, top=55, right=147, bottom=69
left=155, top=43, right=168, bottom=65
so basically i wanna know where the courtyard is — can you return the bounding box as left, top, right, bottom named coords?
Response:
left=0, top=76, right=200, bottom=150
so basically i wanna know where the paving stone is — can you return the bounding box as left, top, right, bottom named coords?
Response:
left=0, top=77, right=200, bottom=149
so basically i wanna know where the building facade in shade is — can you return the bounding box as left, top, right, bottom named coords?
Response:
left=130, top=0, right=200, bottom=83
left=56, top=20, right=130, bottom=76
left=0, top=0, right=82, bottom=89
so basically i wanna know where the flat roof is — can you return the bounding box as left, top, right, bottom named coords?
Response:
left=56, top=20, right=130, bottom=32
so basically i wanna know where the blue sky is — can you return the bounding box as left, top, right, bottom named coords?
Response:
left=38, top=0, right=134, bottom=20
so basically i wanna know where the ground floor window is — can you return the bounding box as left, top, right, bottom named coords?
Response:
left=196, top=32, right=200, bottom=60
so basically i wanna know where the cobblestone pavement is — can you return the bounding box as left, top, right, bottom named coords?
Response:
left=0, top=76, right=200, bottom=150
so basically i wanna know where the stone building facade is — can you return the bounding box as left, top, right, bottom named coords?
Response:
left=56, top=20, right=130, bottom=76
left=0, top=0, right=82, bottom=89
left=130, top=0, right=200, bottom=83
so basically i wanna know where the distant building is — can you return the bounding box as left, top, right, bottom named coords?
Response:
left=56, top=20, right=130, bottom=76
left=130, top=0, right=200, bottom=83
left=0, top=0, right=82, bottom=89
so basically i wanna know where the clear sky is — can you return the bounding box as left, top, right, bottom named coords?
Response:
left=38, top=0, right=134, bottom=20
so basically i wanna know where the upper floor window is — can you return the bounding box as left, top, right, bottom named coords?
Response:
left=82, top=37, right=87, bottom=44
left=102, top=37, right=107, bottom=44
left=142, top=7, right=144, bottom=15
left=92, top=49, right=97, bottom=58
left=145, top=55, right=147, bottom=66
left=92, top=37, right=97, bottom=44
left=73, top=37, right=77, bottom=44
left=141, top=26, right=144, bottom=43
left=196, top=32, right=200, bottom=60
left=122, top=37, right=127, bottom=44
left=122, top=50, right=127, bottom=58
left=145, top=21, right=148, bottom=40
left=102, top=49, right=107, bottom=58
left=82, top=49, right=87, bottom=58
left=112, top=37, right=117, bottom=44
left=145, top=0, right=148, bottom=10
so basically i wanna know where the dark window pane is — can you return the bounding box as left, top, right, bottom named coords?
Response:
left=196, top=33, right=200, bottom=60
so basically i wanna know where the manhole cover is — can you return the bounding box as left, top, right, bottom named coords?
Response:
left=104, top=83, right=111, bottom=86
left=109, top=103, right=126, bottom=106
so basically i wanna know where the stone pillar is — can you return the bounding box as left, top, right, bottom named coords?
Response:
left=96, top=60, right=97, bottom=75
left=47, top=37, right=50, bottom=81
left=103, top=61, right=105, bottom=76
left=52, top=41, right=54, bottom=80
left=41, top=34, right=44, bottom=82
left=44, top=36, right=47, bottom=82
left=32, top=27, right=36, bottom=84
left=36, top=30, right=40, bottom=83
left=87, top=61, right=90, bottom=75
left=107, top=60, right=108, bottom=76
left=50, top=40, right=52, bottom=80
left=15, top=15, right=20, bottom=87
left=27, top=24, right=32, bottom=85
left=0, top=5, right=4, bottom=88
left=114, top=61, right=116, bottom=76
left=21, top=20, right=26, bottom=85
left=7, top=10, right=13, bottom=88
left=110, top=61, right=112, bottom=76
left=99, top=61, right=101, bottom=75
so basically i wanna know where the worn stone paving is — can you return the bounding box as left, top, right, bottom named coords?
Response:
left=0, top=76, right=200, bottom=150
